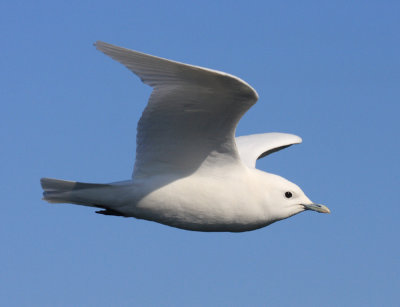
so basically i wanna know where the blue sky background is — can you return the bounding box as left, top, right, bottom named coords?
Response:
left=1, top=1, right=399, bottom=306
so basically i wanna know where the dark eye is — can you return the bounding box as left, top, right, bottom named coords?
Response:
left=285, top=192, right=292, bottom=198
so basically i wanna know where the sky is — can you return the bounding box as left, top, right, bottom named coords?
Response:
left=1, top=1, right=399, bottom=306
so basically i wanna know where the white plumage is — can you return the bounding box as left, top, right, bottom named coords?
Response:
left=41, top=41, right=329, bottom=232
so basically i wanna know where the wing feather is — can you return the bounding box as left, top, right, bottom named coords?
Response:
left=235, top=133, right=302, bottom=168
left=95, top=41, right=258, bottom=178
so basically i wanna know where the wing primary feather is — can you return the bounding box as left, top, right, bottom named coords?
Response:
left=94, top=40, right=258, bottom=101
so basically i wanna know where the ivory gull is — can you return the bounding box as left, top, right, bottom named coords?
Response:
left=41, top=41, right=330, bottom=232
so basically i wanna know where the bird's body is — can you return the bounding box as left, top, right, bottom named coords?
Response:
left=41, top=41, right=329, bottom=232
left=43, top=168, right=305, bottom=232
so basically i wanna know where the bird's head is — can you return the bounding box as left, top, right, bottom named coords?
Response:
left=259, top=172, right=330, bottom=222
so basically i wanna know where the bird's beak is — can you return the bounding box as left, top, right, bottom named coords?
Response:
left=303, top=203, right=331, bottom=214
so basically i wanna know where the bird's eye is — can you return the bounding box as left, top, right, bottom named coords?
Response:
left=285, top=192, right=292, bottom=198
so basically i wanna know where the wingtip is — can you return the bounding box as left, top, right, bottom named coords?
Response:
left=286, top=133, right=302, bottom=144
left=94, top=41, right=113, bottom=53
left=94, top=40, right=104, bottom=49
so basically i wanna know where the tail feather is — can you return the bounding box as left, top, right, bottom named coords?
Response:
left=40, top=178, right=128, bottom=217
left=40, top=177, right=110, bottom=206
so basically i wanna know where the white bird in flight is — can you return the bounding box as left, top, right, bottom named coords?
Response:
left=41, top=41, right=330, bottom=232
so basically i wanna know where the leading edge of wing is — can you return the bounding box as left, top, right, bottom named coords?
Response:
left=94, top=41, right=258, bottom=101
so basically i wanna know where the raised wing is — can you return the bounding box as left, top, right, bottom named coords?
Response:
left=235, top=133, right=302, bottom=168
left=95, top=41, right=258, bottom=178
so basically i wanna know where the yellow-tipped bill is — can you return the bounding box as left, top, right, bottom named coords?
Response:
left=303, top=203, right=331, bottom=214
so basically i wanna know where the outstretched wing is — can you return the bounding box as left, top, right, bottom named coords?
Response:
left=235, top=133, right=302, bottom=168
left=95, top=41, right=258, bottom=178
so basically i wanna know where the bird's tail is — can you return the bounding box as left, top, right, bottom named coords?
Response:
left=40, top=177, right=111, bottom=206
left=40, top=178, right=131, bottom=217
